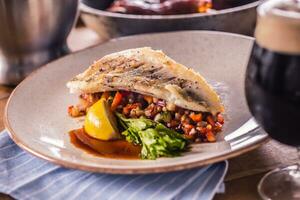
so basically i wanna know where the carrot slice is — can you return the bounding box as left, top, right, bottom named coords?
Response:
left=111, top=92, right=123, bottom=111
left=206, top=131, right=216, bottom=142
left=207, top=115, right=215, bottom=126
left=122, top=103, right=141, bottom=115
left=143, top=95, right=153, bottom=104
left=189, top=113, right=202, bottom=122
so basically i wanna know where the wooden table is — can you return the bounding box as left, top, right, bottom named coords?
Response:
left=0, top=27, right=297, bottom=200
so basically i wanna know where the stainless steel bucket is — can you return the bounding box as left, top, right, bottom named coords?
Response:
left=0, top=0, right=79, bottom=85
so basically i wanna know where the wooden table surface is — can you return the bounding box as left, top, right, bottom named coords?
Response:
left=0, top=27, right=297, bottom=200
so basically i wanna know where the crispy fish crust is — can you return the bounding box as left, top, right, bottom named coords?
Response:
left=67, top=47, right=224, bottom=115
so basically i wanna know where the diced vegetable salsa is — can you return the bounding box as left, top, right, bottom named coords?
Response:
left=68, top=91, right=224, bottom=143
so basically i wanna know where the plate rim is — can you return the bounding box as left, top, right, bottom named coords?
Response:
left=4, top=31, right=268, bottom=174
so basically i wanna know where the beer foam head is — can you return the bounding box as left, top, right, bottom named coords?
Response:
left=255, top=0, right=300, bottom=54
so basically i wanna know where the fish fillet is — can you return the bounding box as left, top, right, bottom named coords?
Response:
left=67, top=47, right=224, bottom=115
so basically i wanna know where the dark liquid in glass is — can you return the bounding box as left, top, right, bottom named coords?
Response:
left=245, top=43, right=300, bottom=146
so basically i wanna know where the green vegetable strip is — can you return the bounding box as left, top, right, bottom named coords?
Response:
left=116, top=113, right=187, bottom=160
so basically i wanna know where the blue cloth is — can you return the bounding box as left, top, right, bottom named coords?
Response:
left=0, top=131, right=227, bottom=200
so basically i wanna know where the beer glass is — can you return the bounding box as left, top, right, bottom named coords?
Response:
left=245, top=0, right=300, bottom=199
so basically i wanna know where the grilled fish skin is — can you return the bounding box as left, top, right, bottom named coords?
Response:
left=67, top=47, right=224, bottom=115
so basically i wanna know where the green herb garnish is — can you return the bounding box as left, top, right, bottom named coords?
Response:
left=116, top=113, right=187, bottom=160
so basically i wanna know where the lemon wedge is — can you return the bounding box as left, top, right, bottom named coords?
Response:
left=84, top=98, right=120, bottom=140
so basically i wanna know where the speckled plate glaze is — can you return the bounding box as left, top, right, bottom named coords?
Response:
left=4, top=31, right=268, bottom=174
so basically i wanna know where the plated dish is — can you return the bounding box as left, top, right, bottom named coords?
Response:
left=85, top=0, right=253, bottom=15
left=107, top=0, right=213, bottom=15
left=80, top=0, right=259, bottom=39
left=67, top=47, right=224, bottom=159
left=5, top=31, right=268, bottom=174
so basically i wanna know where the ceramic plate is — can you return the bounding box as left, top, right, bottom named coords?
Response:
left=5, top=31, right=268, bottom=174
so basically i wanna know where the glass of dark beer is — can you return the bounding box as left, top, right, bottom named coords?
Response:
left=245, top=0, right=300, bottom=199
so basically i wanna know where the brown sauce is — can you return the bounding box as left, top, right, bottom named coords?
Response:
left=69, top=129, right=141, bottom=159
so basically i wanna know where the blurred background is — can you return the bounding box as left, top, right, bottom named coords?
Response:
left=0, top=0, right=261, bottom=85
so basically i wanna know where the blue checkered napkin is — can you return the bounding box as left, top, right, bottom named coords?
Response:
left=0, top=131, right=227, bottom=200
